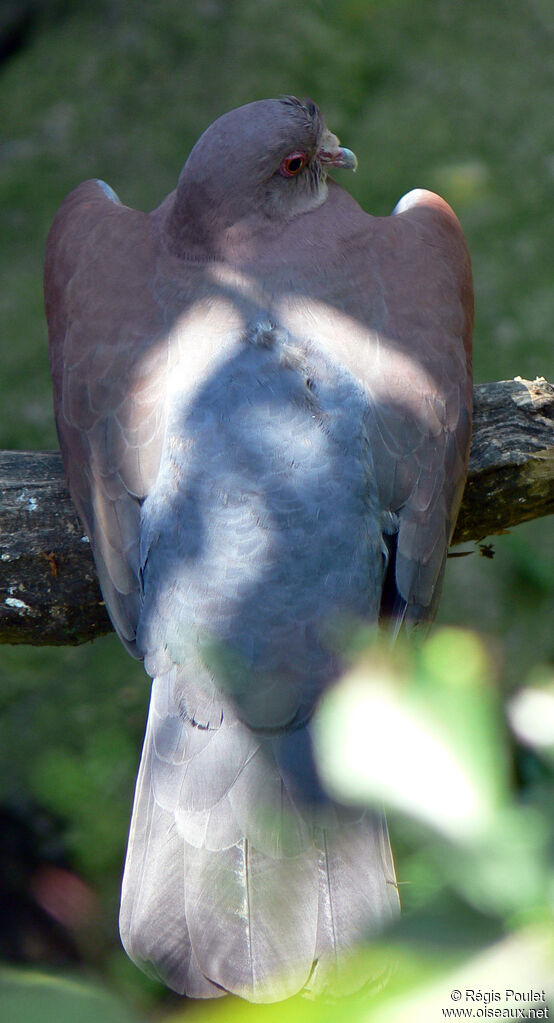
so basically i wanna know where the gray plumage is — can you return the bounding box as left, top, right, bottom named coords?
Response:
left=45, top=97, right=473, bottom=1001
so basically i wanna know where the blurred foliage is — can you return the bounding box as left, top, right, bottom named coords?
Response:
left=0, top=966, right=144, bottom=1023
left=0, top=0, right=553, bottom=1019
left=315, top=627, right=553, bottom=930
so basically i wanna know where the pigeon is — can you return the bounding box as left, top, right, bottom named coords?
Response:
left=44, top=96, right=473, bottom=1002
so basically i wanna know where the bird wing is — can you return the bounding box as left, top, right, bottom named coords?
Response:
left=45, top=179, right=170, bottom=650
left=380, top=188, right=474, bottom=622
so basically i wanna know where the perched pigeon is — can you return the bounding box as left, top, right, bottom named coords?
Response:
left=45, top=97, right=473, bottom=1001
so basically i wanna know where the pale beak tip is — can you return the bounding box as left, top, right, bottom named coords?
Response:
left=319, top=146, right=358, bottom=172
left=340, top=147, right=358, bottom=172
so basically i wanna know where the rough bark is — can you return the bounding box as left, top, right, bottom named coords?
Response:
left=1, top=377, right=553, bottom=645
left=453, top=377, right=554, bottom=543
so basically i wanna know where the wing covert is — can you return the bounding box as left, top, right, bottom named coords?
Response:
left=368, top=187, right=473, bottom=622
left=45, top=180, right=169, bottom=649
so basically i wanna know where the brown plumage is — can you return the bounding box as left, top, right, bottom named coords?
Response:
left=45, top=97, right=473, bottom=1001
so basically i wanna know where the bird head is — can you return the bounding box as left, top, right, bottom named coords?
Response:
left=166, top=97, right=357, bottom=256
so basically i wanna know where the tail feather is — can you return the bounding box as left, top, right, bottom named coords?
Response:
left=309, top=813, right=399, bottom=996
left=184, top=839, right=320, bottom=1001
left=119, top=711, right=223, bottom=998
left=226, top=744, right=314, bottom=858
left=120, top=676, right=399, bottom=1001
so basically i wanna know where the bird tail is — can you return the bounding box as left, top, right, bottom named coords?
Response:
left=119, top=674, right=399, bottom=1002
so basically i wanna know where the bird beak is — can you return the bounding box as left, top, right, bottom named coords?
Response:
left=318, top=131, right=358, bottom=172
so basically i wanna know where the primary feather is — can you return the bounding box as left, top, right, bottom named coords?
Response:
left=45, top=97, right=473, bottom=1001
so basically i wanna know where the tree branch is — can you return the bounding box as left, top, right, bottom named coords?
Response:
left=1, top=377, right=553, bottom=645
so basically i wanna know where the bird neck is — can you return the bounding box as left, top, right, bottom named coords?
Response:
left=160, top=186, right=268, bottom=264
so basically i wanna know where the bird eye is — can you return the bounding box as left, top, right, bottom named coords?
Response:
left=279, top=152, right=308, bottom=177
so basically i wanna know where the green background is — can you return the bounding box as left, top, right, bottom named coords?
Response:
left=0, top=1, right=552, bottom=1019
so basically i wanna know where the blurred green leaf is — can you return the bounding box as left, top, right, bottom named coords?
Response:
left=314, top=629, right=508, bottom=842
left=315, top=626, right=554, bottom=932
left=364, top=924, right=553, bottom=1023
left=0, top=967, right=144, bottom=1023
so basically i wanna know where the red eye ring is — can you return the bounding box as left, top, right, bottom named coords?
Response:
left=279, top=151, right=308, bottom=177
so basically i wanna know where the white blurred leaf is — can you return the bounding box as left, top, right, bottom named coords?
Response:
left=313, top=630, right=506, bottom=842
left=508, top=684, right=554, bottom=750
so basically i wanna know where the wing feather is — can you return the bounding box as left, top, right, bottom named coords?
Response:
left=45, top=180, right=170, bottom=649
left=365, top=188, right=473, bottom=621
